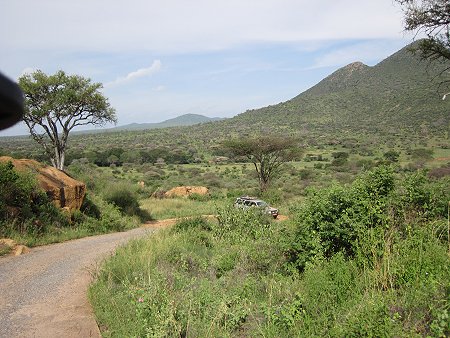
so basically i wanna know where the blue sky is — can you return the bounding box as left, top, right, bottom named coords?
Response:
left=0, top=0, right=414, bottom=136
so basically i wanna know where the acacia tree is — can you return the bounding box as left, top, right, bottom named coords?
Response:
left=396, top=0, right=449, bottom=61
left=224, top=136, right=300, bottom=192
left=396, top=0, right=450, bottom=94
left=19, top=70, right=116, bottom=170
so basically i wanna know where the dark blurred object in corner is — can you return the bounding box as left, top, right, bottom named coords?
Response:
left=0, top=72, right=24, bottom=130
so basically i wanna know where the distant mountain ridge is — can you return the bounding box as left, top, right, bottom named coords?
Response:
left=112, top=114, right=225, bottom=131
left=4, top=42, right=448, bottom=151
left=73, top=41, right=449, bottom=149
left=226, top=41, right=450, bottom=141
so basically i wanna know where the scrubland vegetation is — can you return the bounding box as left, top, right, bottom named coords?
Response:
left=89, top=166, right=449, bottom=337
left=1, top=41, right=449, bottom=335
left=2, top=129, right=448, bottom=336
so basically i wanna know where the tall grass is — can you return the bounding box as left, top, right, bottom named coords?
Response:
left=139, top=196, right=227, bottom=219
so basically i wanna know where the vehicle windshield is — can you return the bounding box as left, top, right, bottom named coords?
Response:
left=256, top=201, right=268, bottom=207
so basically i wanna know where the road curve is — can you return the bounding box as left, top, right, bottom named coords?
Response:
left=0, top=225, right=164, bottom=338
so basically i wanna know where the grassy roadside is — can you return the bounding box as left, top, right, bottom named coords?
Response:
left=0, top=194, right=143, bottom=249
left=140, top=195, right=228, bottom=220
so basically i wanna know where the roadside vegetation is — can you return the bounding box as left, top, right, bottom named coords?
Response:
left=89, top=166, right=449, bottom=337
left=0, top=160, right=148, bottom=248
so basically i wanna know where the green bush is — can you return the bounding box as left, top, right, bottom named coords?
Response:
left=0, top=161, right=36, bottom=217
left=82, top=194, right=138, bottom=233
left=188, top=192, right=210, bottom=202
left=80, top=193, right=101, bottom=219
left=103, top=183, right=152, bottom=222
left=215, top=205, right=272, bottom=241
left=397, top=170, right=449, bottom=220
left=172, top=216, right=212, bottom=232
left=104, top=184, right=140, bottom=214
left=289, top=166, right=449, bottom=271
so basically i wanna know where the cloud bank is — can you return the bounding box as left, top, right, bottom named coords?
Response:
left=105, top=60, right=162, bottom=87
left=1, top=0, right=406, bottom=54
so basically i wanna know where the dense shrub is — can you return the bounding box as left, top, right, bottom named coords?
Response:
left=188, top=193, right=210, bottom=202
left=288, top=166, right=449, bottom=271
left=330, top=151, right=349, bottom=166
left=396, top=170, right=450, bottom=220
left=80, top=193, right=101, bottom=219
left=215, top=205, right=272, bottom=241
left=103, top=183, right=152, bottom=222
left=0, top=161, right=36, bottom=215
left=172, top=216, right=212, bottom=232
left=104, top=185, right=139, bottom=215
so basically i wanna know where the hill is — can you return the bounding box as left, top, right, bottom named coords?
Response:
left=223, top=41, right=450, bottom=144
left=111, top=114, right=225, bottom=131
left=2, top=41, right=449, bottom=159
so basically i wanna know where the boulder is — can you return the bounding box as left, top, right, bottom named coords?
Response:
left=164, top=186, right=209, bottom=198
left=13, top=245, right=30, bottom=256
left=0, top=238, right=30, bottom=256
left=0, top=156, right=86, bottom=211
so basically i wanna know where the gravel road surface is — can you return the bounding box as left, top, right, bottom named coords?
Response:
left=0, top=224, right=165, bottom=337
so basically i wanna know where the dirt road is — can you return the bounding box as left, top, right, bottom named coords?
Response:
left=0, top=221, right=175, bottom=338
left=0, top=216, right=285, bottom=337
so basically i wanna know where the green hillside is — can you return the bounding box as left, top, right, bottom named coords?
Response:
left=224, top=41, right=449, bottom=143
left=1, top=42, right=449, bottom=160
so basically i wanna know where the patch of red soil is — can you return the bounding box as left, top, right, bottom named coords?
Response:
left=276, top=215, right=289, bottom=221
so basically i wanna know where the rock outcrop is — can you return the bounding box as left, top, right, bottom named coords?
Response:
left=0, top=156, right=86, bottom=211
left=164, top=186, right=209, bottom=198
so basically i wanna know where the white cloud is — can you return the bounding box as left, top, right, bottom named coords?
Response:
left=1, top=1, right=407, bottom=54
left=105, top=60, right=162, bottom=87
left=154, top=85, right=166, bottom=91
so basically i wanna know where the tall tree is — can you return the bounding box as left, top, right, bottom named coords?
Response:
left=396, top=0, right=449, bottom=62
left=224, top=136, right=300, bottom=192
left=19, top=70, right=116, bottom=170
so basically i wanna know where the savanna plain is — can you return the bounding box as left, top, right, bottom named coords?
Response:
left=1, top=42, right=450, bottom=337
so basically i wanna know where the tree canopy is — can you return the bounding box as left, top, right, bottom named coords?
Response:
left=223, top=136, right=300, bottom=191
left=19, top=70, right=116, bottom=170
left=396, top=0, right=450, bottom=62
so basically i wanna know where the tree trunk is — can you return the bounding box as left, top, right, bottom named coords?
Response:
left=58, top=152, right=65, bottom=171
left=260, top=180, right=268, bottom=192
left=53, top=146, right=65, bottom=170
